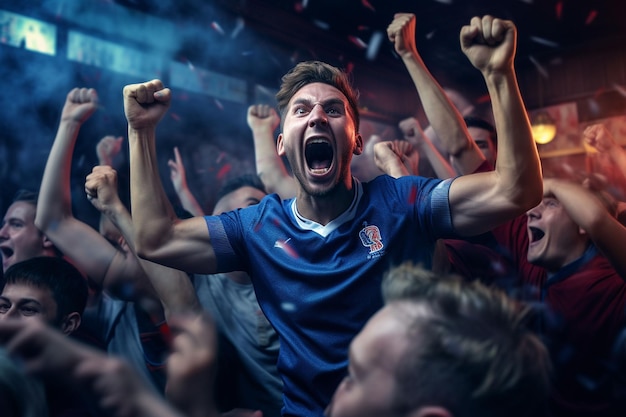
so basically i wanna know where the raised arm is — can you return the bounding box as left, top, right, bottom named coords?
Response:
left=544, top=178, right=626, bottom=280
left=125, top=80, right=217, bottom=273
left=168, top=147, right=205, bottom=217
left=247, top=104, right=296, bottom=199
left=95, top=135, right=125, bottom=241
left=398, top=116, right=456, bottom=179
left=86, top=165, right=200, bottom=319
left=34, top=88, right=145, bottom=291
left=448, top=16, right=542, bottom=236
left=388, top=13, right=485, bottom=175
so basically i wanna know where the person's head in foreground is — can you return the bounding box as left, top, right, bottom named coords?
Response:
left=325, top=262, right=552, bottom=417
left=0, top=256, right=87, bottom=335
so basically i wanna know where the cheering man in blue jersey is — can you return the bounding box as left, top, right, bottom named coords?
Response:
left=119, top=15, right=542, bottom=417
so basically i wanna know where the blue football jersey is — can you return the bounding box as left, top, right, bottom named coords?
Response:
left=205, top=175, right=455, bottom=417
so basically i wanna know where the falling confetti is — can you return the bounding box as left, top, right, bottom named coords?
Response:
left=170, top=113, right=181, bottom=121
left=407, top=185, right=417, bottom=205
left=214, top=98, right=224, bottom=110
left=345, top=61, right=355, bottom=74
left=530, top=36, right=559, bottom=48
left=211, top=21, right=225, bottom=35
left=274, top=238, right=299, bottom=258
left=231, top=17, right=245, bottom=39
left=313, top=20, right=330, bottom=30
left=281, top=302, right=296, bottom=312
left=348, top=35, right=367, bottom=49
left=366, top=31, right=384, bottom=61
left=186, top=59, right=195, bottom=71
left=217, top=163, right=232, bottom=179
left=556, top=1, right=563, bottom=19
left=426, top=30, right=436, bottom=40
left=585, top=10, right=598, bottom=25
left=475, top=94, right=491, bottom=104
left=361, top=0, right=376, bottom=12
left=529, top=55, right=549, bottom=79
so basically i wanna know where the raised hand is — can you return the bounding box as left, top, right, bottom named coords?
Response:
left=386, top=13, right=417, bottom=59
left=123, top=79, right=171, bottom=131
left=460, top=15, right=516, bottom=75
left=373, top=140, right=419, bottom=178
left=168, top=147, right=188, bottom=194
left=247, top=104, right=280, bottom=133
left=60, top=87, right=99, bottom=124
left=96, top=135, right=124, bottom=166
left=583, top=124, right=619, bottom=154
left=85, top=165, right=123, bottom=215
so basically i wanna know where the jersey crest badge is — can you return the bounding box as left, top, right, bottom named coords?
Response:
left=359, top=224, right=384, bottom=256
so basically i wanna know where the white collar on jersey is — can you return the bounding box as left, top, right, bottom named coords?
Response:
left=290, top=178, right=363, bottom=238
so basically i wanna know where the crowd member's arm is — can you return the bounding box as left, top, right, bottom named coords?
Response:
left=96, top=135, right=125, bottom=242
left=166, top=313, right=222, bottom=417
left=0, top=319, right=184, bottom=417
left=388, top=13, right=485, bottom=176
left=373, top=140, right=419, bottom=178
left=445, top=16, right=543, bottom=236
left=168, top=146, right=205, bottom=217
left=86, top=165, right=201, bottom=318
left=398, top=116, right=456, bottom=179
left=583, top=123, right=626, bottom=181
left=544, top=178, right=626, bottom=280
left=34, top=88, right=146, bottom=293
left=247, top=104, right=296, bottom=198
left=125, top=80, right=218, bottom=274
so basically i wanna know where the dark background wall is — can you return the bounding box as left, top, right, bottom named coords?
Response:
left=1, top=0, right=626, bottom=224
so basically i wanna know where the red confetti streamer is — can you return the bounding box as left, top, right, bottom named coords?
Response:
left=294, top=2, right=304, bottom=13
left=217, top=163, right=232, bottom=180
left=348, top=35, right=368, bottom=49
left=345, top=62, right=355, bottom=74
left=585, top=10, right=598, bottom=25
left=555, top=1, right=563, bottom=19
left=407, top=185, right=417, bottom=205
left=361, top=0, right=375, bottom=12
left=475, top=94, right=491, bottom=104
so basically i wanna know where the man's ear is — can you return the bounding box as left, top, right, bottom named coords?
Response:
left=277, top=133, right=285, bottom=156
left=410, top=406, right=453, bottom=417
left=353, top=133, right=363, bottom=156
left=42, top=234, right=55, bottom=249
left=61, top=312, right=82, bottom=336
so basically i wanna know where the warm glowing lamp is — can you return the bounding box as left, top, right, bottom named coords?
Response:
left=531, top=111, right=557, bottom=145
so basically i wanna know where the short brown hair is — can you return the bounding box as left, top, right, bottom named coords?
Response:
left=275, top=61, right=360, bottom=131
left=382, top=262, right=551, bottom=417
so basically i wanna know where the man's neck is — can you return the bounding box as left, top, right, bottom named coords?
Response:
left=295, top=178, right=355, bottom=226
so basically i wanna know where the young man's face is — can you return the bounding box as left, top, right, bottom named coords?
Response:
left=325, top=304, right=412, bottom=417
left=0, top=202, right=50, bottom=272
left=0, top=283, right=59, bottom=325
left=277, top=82, right=362, bottom=197
left=526, top=196, right=588, bottom=271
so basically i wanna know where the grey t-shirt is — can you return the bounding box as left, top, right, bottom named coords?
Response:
left=193, top=273, right=283, bottom=417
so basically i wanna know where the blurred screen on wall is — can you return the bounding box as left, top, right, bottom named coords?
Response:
left=0, top=9, right=56, bottom=55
